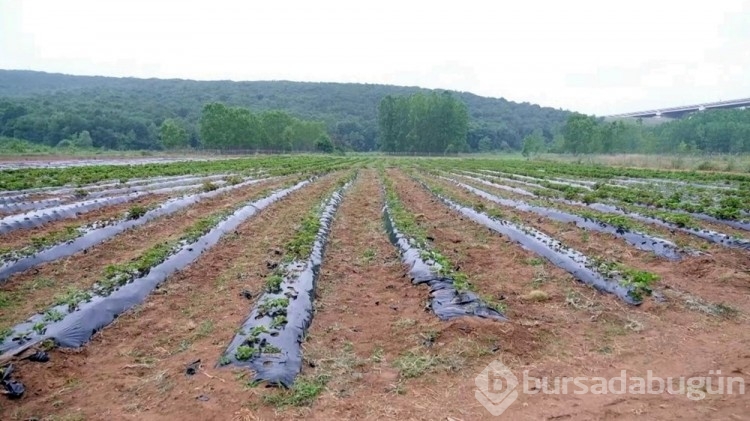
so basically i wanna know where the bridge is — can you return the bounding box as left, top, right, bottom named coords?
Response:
left=608, top=97, right=750, bottom=119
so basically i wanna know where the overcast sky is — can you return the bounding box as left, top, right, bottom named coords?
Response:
left=1, top=0, right=749, bottom=115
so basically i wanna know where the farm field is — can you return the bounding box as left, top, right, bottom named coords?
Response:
left=0, top=155, right=748, bottom=420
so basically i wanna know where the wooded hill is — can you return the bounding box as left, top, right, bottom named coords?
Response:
left=0, top=70, right=570, bottom=152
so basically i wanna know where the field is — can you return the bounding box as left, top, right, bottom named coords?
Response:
left=0, top=155, right=748, bottom=420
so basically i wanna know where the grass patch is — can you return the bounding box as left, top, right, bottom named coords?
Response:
left=262, top=374, right=330, bottom=408
left=126, top=205, right=147, bottom=220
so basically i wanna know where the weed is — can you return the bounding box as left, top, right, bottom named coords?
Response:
left=201, top=181, right=218, bottom=192
left=525, top=257, right=544, bottom=266
left=225, top=175, right=243, bottom=185
left=393, top=350, right=445, bottom=378
left=262, top=374, right=330, bottom=408
left=127, top=205, right=147, bottom=220
left=361, top=248, right=376, bottom=264
left=523, top=290, right=550, bottom=302
left=73, top=188, right=88, bottom=199
left=392, top=318, right=417, bottom=329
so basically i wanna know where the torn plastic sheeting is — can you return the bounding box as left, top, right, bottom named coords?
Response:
left=0, top=179, right=310, bottom=356
left=0, top=177, right=235, bottom=235
left=472, top=170, right=552, bottom=190
left=453, top=173, right=536, bottom=197
left=581, top=202, right=750, bottom=250
left=382, top=202, right=508, bottom=322
left=475, top=170, right=593, bottom=191
left=0, top=176, right=229, bottom=214
left=219, top=181, right=352, bottom=388
left=474, top=171, right=750, bottom=233
left=441, top=176, right=684, bottom=260
left=0, top=177, right=272, bottom=282
left=426, top=189, right=641, bottom=305
left=0, top=174, right=197, bottom=204
left=0, top=197, right=66, bottom=213
left=687, top=212, right=750, bottom=232
left=0, top=174, right=231, bottom=219
left=453, top=172, right=750, bottom=251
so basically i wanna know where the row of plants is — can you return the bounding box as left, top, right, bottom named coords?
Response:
left=0, top=155, right=367, bottom=191
left=0, top=177, right=312, bottom=344
left=451, top=170, right=750, bottom=249
left=220, top=175, right=355, bottom=386
left=472, top=168, right=749, bottom=223
left=413, top=173, right=659, bottom=304
left=430, top=173, right=684, bottom=260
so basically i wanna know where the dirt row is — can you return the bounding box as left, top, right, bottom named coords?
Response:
left=461, top=171, right=750, bottom=240
left=375, top=169, right=749, bottom=420
left=1, top=173, right=345, bottom=420
left=2, top=169, right=748, bottom=419
left=0, top=192, right=177, bottom=252
left=444, top=172, right=750, bottom=314
left=0, top=176, right=294, bottom=332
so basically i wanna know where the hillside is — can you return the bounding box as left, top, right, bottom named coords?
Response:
left=0, top=70, right=570, bottom=151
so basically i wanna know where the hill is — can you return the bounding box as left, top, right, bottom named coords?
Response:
left=0, top=70, right=570, bottom=151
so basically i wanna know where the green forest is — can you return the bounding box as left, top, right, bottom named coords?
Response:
left=553, top=109, right=750, bottom=154
left=2, top=70, right=749, bottom=155
left=0, top=70, right=568, bottom=153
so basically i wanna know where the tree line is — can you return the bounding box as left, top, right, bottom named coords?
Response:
left=527, top=108, right=750, bottom=155
left=378, top=92, right=469, bottom=153
left=198, top=103, right=333, bottom=152
left=0, top=70, right=569, bottom=152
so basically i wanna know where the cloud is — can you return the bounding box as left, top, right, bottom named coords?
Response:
left=1, top=0, right=749, bottom=115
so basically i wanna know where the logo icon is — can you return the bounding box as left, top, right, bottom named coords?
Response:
left=475, top=360, right=519, bottom=416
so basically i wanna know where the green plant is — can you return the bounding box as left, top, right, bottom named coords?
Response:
left=32, top=321, right=47, bottom=334
left=235, top=345, right=256, bottom=361
left=127, top=205, right=147, bottom=220
left=201, top=181, right=218, bottom=192
left=265, top=273, right=283, bottom=293
left=44, top=309, right=65, bottom=322
left=73, top=188, right=89, bottom=198
left=54, top=286, right=93, bottom=310
left=258, top=297, right=289, bottom=317
left=270, top=315, right=288, bottom=329
left=261, top=344, right=282, bottom=354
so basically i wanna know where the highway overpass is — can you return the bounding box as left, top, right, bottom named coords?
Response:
left=608, top=97, right=750, bottom=119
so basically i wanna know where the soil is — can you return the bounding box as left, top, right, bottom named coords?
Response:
left=0, top=173, right=344, bottom=420
left=428, top=173, right=750, bottom=314
left=0, top=169, right=748, bottom=420
left=0, top=193, right=174, bottom=251
left=0, top=177, right=291, bottom=331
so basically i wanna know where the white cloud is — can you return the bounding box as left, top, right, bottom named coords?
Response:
left=1, top=0, right=749, bottom=115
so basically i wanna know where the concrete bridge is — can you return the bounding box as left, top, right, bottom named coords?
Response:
left=608, top=97, right=750, bottom=119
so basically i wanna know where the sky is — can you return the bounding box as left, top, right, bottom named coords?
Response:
left=1, top=0, right=749, bottom=115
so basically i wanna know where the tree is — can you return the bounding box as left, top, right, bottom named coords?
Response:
left=521, top=129, right=544, bottom=158
left=315, top=134, right=334, bottom=153
left=159, top=119, right=189, bottom=149
left=562, top=113, right=598, bottom=154
left=478, top=136, right=493, bottom=153
left=378, top=92, right=469, bottom=153
left=74, top=130, right=93, bottom=148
